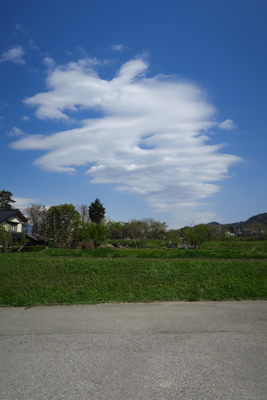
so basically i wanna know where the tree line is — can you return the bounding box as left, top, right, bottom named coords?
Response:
left=2, top=190, right=265, bottom=252
left=22, top=199, right=107, bottom=248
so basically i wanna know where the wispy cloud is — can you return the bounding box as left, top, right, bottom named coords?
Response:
left=13, top=23, right=28, bottom=36
left=0, top=45, right=26, bottom=64
left=218, top=119, right=237, bottom=130
left=12, top=57, right=241, bottom=225
left=7, top=127, right=26, bottom=136
left=21, top=116, right=30, bottom=121
left=109, top=44, right=127, bottom=52
left=28, top=38, right=38, bottom=50
left=13, top=197, right=38, bottom=207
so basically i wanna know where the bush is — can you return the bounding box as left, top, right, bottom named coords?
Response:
left=22, top=245, right=46, bottom=253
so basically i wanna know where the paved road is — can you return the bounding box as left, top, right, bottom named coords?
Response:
left=1, top=301, right=267, bottom=399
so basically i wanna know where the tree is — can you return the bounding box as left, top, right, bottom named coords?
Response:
left=184, top=224, right=211, bottom=249
left=0, top=190, right=16, bottom=209
left=77, top=222, right=107, bottom=248
left=23, top=204, right=43, bottom=236
left=126, top=219, right=143, bottom=248
left=89, top=223, right=107, bottom=248
left=47, top=204, right=80, bottom=248
left=89, top=198, right=106, bottom=224
left=246, top=222, right=267, bottom=240
left=141, top=218, right=168, bottom=240
left=0, top=226, right=13, bottom=252
left=15, top=232, right=30, bottom=252
left=166, top=229, right=181, bottom=245
left=76, top=204, right=90, bottom=223
left=106, top=221, right=124, bottom=240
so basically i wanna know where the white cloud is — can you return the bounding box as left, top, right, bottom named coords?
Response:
left=109, top=44, right=127, bottom=52
left=21, top=116, right=30, bottom=121
left=13, top=197, right=38, bottom=207
left=218, top=119, right=237, bottom=130
left=0, top=45, right=26, bottom=64
left=6, top=127, right=26, bottom=136
left=43, top=57, right=55, bottom=68
left=12, top=57, right=241, bottom=225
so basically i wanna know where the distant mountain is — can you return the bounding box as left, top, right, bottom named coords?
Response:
left=245, top=213, right=267, bottom=226
left=208, top=212, right=267, bottom=228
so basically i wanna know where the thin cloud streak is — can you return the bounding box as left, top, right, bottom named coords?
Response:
left=11, top=57, right=241, bottom=224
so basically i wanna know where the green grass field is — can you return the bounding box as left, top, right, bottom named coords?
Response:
left=0, top=253, right=266, bottom=306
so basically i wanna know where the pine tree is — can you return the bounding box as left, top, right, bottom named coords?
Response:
left=88, top=198, right=106, bottom=224
left=0, top=190, right=16, bottom=209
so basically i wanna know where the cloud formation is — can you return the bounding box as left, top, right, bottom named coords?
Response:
left=109, top=44, right=127, bottom=52
left=42, top=57, right=55, bottom=68
left=11, top=57, right=241, bottom=224
left=13, top=197, right=38, bottom=207
left=0, top=45, right=26, bottom=64
left=6, top=127, right=26, bottom=136
left=219, top=119, right=236, bottom=130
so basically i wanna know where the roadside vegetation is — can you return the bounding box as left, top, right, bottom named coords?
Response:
left=1, top=192, right=267, bottom=307
left=0, top=256, right=266, bottom=307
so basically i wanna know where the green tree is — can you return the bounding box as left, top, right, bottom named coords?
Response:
left=89, top=198, right=106, bottom=224
left=184, top=224, right=211, bottom=249
left=246, top=222, right=267, bottom=240
left=143, top=218, right=168, bottom=240
left=0, top=226, right=13, bottom=252
left=126, top=219, right=143, bottom=248
left=89, top=223, right=107, bottom=248
left=77, top=222, right=107, bottom=248
left=0, top=190, right=16, bottom=209
left=15, top=232, right=30, bottom=252
left=166, top=229, right=181, bottom=245
left=47, top=204, right=80, bottom=248
left=106, top=221, right=124, bottom=240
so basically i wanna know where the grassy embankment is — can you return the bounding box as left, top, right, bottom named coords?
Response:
left=0, top=241, right=266, bottom=307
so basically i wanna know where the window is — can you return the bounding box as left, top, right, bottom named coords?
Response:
left=8, top=223, right=17, bottom=232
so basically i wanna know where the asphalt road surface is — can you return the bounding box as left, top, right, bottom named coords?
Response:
left=1, top=301, right=267, bottom=399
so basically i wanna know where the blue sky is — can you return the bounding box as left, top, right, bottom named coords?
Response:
left=1, top=0, right=266, bottom=227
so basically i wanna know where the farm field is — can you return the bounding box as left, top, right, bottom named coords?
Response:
left=1, top=242, right=266, bottom=306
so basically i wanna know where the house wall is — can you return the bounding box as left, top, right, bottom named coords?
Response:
left=5, top=215, right=23, bottom=232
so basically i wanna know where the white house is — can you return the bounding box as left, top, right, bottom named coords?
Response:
left=0, top=209, right=28, bottom=233
left=0, top=209, right=40, bottom=248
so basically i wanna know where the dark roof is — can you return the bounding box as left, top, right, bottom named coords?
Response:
left=0, top=209, right=28, bottom=223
